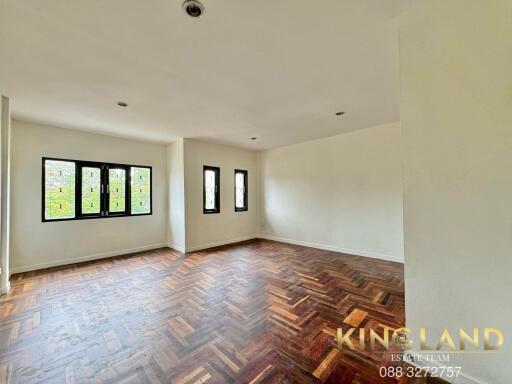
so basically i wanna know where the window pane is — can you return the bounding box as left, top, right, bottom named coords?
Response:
left=205, top=169, right=216, bottom=210
left=235, top=172, right=245, bottom=209
left=109, top=168, right=126, bottom=213
left=81, top=167, right=101, bottom=214
left=131, top=167, right=151, bottom=214
left=44, top=160, right=75, bottom=220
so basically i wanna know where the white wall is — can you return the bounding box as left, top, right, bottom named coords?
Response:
left=400, top=1, right=512, bottom=383
left=0, top=96, right=12, bottom=293
left=10, top=120, right=167, bottom=273
left=183, top=139, right=258, bottom=251
left=259, top=122, right=404, bottom=262
left=167, top=139, right=186, bottom=252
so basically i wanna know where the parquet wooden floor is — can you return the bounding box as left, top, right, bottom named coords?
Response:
left=0, top=240, right=445, bottom=384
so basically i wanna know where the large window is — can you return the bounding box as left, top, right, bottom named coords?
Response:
left=43, top=157, right=151, bottom=222
left=44, top=159, right=76, bottom=220
left=234, top=169, right=248, bottom=212
left=108, top=167, right=127, bottom=214
left=80, top=165, right=101, bottom=215
left=131, top=166, right=152, bottom=214
left=203, top=166, right=220, bottom=214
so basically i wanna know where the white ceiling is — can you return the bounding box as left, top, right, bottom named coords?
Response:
left=0, top=0, right=406, bottom=150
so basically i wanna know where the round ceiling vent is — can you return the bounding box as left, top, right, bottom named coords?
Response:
left=183, top=0, right=204, bottom=18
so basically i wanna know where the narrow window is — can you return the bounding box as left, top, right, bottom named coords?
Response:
left=131, top=167, right=152, bottom=214
left=43, top=159, right=76, bottom=220
left=234, top=169, right=248, bottom=212
left=203, top=166, right=220, bottom=214
left=108, top=167, right=127, bottom=214
left=80, top=166, right=102, bottom=215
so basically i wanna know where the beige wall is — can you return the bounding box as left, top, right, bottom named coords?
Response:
left=183, top=139, right=258, bottom=251
left=10, top=120, right=167, bottom=272
left=167, top=139, right=186, bottom=252
left=258, top=122, right=404, bottom=262
left=400, top=1, right=512, bottom=383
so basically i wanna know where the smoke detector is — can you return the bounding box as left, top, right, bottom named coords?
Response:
left=183, top=0, right=204, bottom=18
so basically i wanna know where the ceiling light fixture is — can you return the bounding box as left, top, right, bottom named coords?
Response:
left=183, top=0, right=204, bottom=18
left=117, top=101, right=128, bottom=107
left=335, top=111, right=345, bottom=116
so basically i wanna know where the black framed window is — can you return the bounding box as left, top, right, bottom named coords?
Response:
left=108, top=166, right=128, bottom=214
left=79, top=163, right=103, bottom=217
left=42, top=157, right=152, bottom=222
left=234, top=169, right=248, bottom=212
left=203, top=165, right=220, bottom=214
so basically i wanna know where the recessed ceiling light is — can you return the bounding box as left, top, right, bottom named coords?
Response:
left=117, top=101, right=128, bottom=107
left=335, top=111, right=345, bottom=116
left=183, top=0, right=204, bottom=18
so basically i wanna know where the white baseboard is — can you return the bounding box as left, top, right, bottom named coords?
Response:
left=10, top=236, right=401, bottom=274
left=167, top=243, right=186, bottom=253
left=259, top=234, right=404, bottom=263
left=185, top=235, right=257, bottom=253
left=404, top=352, right=486, bottom=384
left=10, top=243, right=168, bottom=274
left=0, top=281, right=10, bottom=295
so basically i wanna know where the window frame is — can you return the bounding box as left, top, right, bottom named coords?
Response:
left=78, top=162, right=104, bottom=218
left=234, top=169, right=248, bottom=212
left=203, top=165, right=220, bottom=214
left=106, top=165, right=130, bottom=216
left=42, top=157, right=152, bottom=222
left=130, top=166, right=153, bottom=216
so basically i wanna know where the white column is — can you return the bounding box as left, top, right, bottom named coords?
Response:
left=0, top=95, right=11, bottom=294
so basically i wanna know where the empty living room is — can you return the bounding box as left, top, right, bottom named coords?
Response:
left=0, top=1, right=510, bottom=383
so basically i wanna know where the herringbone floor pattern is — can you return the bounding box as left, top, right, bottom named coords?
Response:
left=0, top=240, right=442, bottom=383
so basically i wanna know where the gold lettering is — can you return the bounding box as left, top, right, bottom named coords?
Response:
left=370, top=328, right=389, bottom=350
left=436, top=329, right=456, bottom=350
left=337, top=328, right=356, bottom=350
left=420, top=328, right=434, bottom=350
left=484, top=328, right=504, bottom=350
left=358, top=328, right=365, bottom=350
left=459, top=328, right=479, bottom=350
left=391, top=327, right=413, bottom=351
